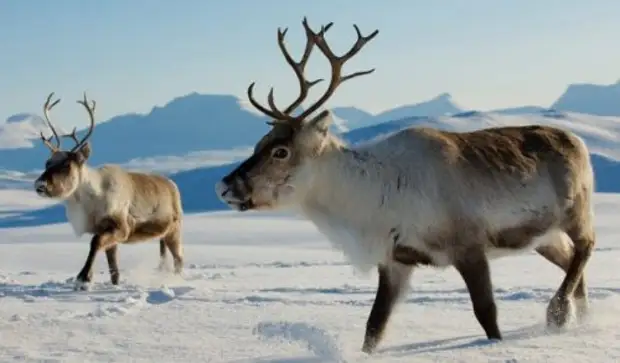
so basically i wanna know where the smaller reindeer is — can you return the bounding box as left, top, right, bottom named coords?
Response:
left=34, top=92, right=184, bottom=291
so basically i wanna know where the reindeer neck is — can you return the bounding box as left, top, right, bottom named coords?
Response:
left=295, top=143, right=401, bottom=271
left=66, top=165, right=102, bottom=204
left=299, top=142, right=390, bottom=227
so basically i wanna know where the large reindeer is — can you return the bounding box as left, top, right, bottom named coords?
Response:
left=216, top=17, right=596, bottom=353
left=34, top=92, right=184, bottom=291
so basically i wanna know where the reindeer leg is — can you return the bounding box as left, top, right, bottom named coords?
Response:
left=455, top=247, right=502, bottom=341
left=75, top=234, right=101, bottom=291
left=547, top=220, right=595, bottom=328
left=105, top=245, right=120, bottom=285
left=536, top=234, right=587, bottom=320
left=162, top=222, right=183, bottom=275
left=157, top=239, right=168, bottom=272
left=74, top=216, right=129, bottom=291
left=362, top=261, right=413, bottom=354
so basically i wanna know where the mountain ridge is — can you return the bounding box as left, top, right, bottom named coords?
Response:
left=3, top=109, right=620, bottom=229
left=2, top=78, right=619, bottom=171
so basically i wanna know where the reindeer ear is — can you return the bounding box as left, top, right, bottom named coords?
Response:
left=305, top=110, right=333, bottom=133
left=75, top=142, right=91, bottom=164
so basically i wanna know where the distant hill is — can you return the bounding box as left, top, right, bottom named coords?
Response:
left=357, top=93, right=464, bottom=126
left=331, top=107, right=374, bottom=128
left=0, top=93, right=364, bottom=172
left=3, top=109, right=620, bottom=229
left=0, top=113, right=69, bottom=150
left=0, top=93, right=275, bottom=172
left=2, top=77, right=620, bottom=172
left=551, top=80, right=620, bottom=116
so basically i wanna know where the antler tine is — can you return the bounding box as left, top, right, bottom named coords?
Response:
left=266, top=88, right=292, bottom=121
left=41, top=92, right=62, bottom=151
left=246, top=83, right=289, bottom=122
left=295, top=22, right=379, bottom=121
left=70, top=92, right=97, bottom=152
left=39, top=132, right=58, bottom=152
left=61, top=126, right=80, bottom=147
left=247, top=18, right=336, bottom=128
left=277, top=17, right=330, bottom=116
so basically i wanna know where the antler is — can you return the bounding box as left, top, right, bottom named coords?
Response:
left=247, top=17, right=332, bottom=126
left=295, top=22, right=378, bottom=122
left=69, top=92, right=97, bottom=152
left=61, top=127, right=80, bottom=145
left=40, top=92, right=62, bottom=151
left=247, top=18, right=378, bottom=128
left=38, top=92, right=98, bottom=153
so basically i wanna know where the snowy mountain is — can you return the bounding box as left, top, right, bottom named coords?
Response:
left=344, top=79, right=620, bottom=124
left=551, top=80, right=620, bottom=116
left=4, top=109, right=620, bottom=229
left=358, top=93, right=464, bottom=125
left=331, top=78, right=620, bottom=124
left=330, top=107, right=375, bottom=128
left=0, top=93, right=363, bottom=172
left=0, top=113, right=69, bottom=150
left=0, top=93, right=278, bottom=172
left=2, top=78, right=620, bottom=173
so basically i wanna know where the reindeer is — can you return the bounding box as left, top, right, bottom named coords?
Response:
left=215, top=17, right=596, bottom=354
left=34, top=92, right=184, bottom=291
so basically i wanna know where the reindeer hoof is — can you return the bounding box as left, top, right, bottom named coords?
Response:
left=361, top=336, right=379, bottom=355
left=361, top=345, right=375, bottom=355
left=110, top=271, right=120, bottom=285
left=546, top=295, right=575, bottom=329
left=74, top=279, right=91, bottom=291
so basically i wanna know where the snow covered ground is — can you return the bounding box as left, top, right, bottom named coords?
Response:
left=1, top=189, right=620, bottom=362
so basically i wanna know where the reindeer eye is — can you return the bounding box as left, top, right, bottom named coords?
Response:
left=271, top=147, right=289, bottom=160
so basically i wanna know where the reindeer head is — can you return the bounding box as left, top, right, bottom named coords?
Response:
left=34, top=92, right=97, bottom=199
left=216, top=17, right=378, bottom=211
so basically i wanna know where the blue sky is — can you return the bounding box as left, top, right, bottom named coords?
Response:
left=1, top=0, right=619, bottom=128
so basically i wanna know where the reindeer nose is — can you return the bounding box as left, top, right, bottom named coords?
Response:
left=215, top=181, right=230, bottom=198
left=34, top=179, right=48, bottom=194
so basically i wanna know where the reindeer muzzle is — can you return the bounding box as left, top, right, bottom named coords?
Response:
left=34, top=179, right=50, bottom=197
left=215, top=178, right=253, bottom=212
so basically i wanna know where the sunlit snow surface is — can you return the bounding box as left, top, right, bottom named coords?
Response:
left=1, top=189, right=620, bottom=362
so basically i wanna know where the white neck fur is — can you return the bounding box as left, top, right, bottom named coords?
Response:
left=66, top=165, right=102, bottom=204
left=294, top=138, right=410, bottom=272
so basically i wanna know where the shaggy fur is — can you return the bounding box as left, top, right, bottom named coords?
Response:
left=218, top=111, right=595, bottom=353
left=216, top=18, right=595, bottom=354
